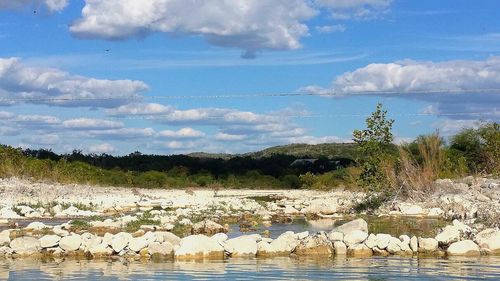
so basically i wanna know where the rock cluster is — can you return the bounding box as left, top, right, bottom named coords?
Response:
left=1, top=218, right=498, bottom=260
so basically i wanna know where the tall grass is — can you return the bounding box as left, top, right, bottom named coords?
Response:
left=388, top=133, right=444, bottom=200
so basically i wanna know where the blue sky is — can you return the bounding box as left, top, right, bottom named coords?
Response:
left=0, top=0, right=499, bottom=155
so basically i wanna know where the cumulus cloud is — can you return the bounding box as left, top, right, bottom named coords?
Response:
left=215, top=132, right=247, bottom=142
left=309, top=57, right=500, bottom=120
left=157, top=127, right=205, bottom=139
left=0, top=57, right=149, bottom=108
left=0, top=0, right=68, bottom=12
left=23, top=134, right=60, bottom=146
left=334, top=57, right=500, bottom=93
left=315, top=0, right=392, bottom=19
left=108, top=103, right=284, bottom=126
left=88, top=143, right=116, bottom=154
left=433, top=119, right=481, bottom=136
left=86, top=128, right=156, bottom=140
left=315, top=24, right=346, bottom=34
left=70, top=0, right=317, bottom=58
left=13, top=114, right=61, bottom=126
left=62, top=118, right=124, bottom=130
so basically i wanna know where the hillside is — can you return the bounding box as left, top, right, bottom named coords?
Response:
left=188, top=143, right=359, bottom=159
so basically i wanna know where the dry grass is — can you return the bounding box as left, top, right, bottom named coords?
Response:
left=388, top=133, right=444, bottom=200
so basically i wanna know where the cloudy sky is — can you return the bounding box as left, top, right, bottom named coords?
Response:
left=0, top=0, right=499, bottom=155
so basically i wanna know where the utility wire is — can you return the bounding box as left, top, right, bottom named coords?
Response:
left=0, top=88, right=500, bottom=102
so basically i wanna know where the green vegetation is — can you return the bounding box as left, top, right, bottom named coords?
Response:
left=125, top=211, right=160, bottom=232
left=0, top=104, right=498, bottom=192
left=353, top=103, right=396, bottom=192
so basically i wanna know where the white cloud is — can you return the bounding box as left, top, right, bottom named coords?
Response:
left=0, top=57, right=149, bottom=108
left=434, top=119, right=481, bottom=136
left=215, top=132, right=247, bottom=142
left=88, top=143, right=116, bottom=154
left=0, top=126, right=18, bottom=136
left=287, top=135, right=350, bottom=145
left=163, top=141, right=196, bottom=150
left=13, top=114, right=61, bottom=126
left=157, top=127, right=205, bottom=139
left=314, top=57, right=500, bottom=120
left=315, top=0, right=392, bottom=19
left=70, top=0, right=317, bottom=58
left=62, top=118, right=124, bottom=130
left=23, top=134, right=60, bottom=145
left=87, top=128, right=156, bottom=140
left=334, top=57, right=500, bottom=93
left=107, top=103, right=172, bottom=116
left=0, top=111, right=14, bottom=119
left=315, top=24, right=346, bottom=34
left=0, top=0, right=68, bottom=12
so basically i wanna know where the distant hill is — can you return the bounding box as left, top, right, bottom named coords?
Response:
left=246, top=143, right=358, bottom=159
left=188, top=142, right=358, bottom=159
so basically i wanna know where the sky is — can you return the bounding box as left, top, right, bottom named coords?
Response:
left=0, top=0, right=499, bottom=155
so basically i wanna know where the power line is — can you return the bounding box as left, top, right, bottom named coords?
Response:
left=104, top=112, right=497, bottom=120
left=1, top=88, right=500, bottom=102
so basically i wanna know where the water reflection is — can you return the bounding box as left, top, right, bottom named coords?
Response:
left=1, top=256, right=499, bottom=280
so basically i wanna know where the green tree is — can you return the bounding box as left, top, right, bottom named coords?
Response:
left=353, top=103, right=395, bottom=191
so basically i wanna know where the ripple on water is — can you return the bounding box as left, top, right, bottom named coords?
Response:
left=1, top=256, right=500, bottom=281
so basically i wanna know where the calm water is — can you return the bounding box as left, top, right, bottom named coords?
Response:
left=1, top=256, right=499, bottom=280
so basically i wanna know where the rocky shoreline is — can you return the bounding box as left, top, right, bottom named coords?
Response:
left=0, top=176, right=499, bottom=260
left=0, top=217, right=499, bottom=260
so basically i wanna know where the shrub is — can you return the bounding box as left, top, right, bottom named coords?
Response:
left=353, top=103, right=395, bottom=192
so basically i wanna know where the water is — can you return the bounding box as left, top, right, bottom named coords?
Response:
left=1, top=256, right=499, bottom=280
left=228, top=216, right=448, bottom=239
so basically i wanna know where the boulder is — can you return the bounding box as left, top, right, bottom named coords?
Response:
left=375, top=234, right=391, bottom=249
left=211, top=233, right=228, bottom=244
left=174, top=234, right=225, bottom=259
left=294, top=233, right=333, bottom=256
left=25, top=222, right=50, bottom=231
left=257, top=231, right=299, bottom=256
left=223, top=235, right=258, bottom=256
left=39, top=235, right=61, bottom=249
left=129, top=236, right=149, bottom=252
left=154, top=231, right=181, bottom=246
left=59, top=235, right=82, bottom=252
left=0, top=207, right=22, bottom=219
left=327, top=231, right=344, bottom=242
left=148, top=242, right=174, bottom=256
left=283, top=205, right=299, bottom=215
left=302, top=198, right=339, bottom=215
left=333, top=241, right=347, bottom=255
left=10, top=237, right=41, bottom=255
left=435, top=225, right=460, bottom=245
left=447, top=240, right=480, bottom=256
left=399, top=204, right=425, bottom=216
left=52, top=226, right=69, bottom=237
left=333, top=219, right=368, bottom=235
left=89, top=243, right=113, bottom=256
left=344, top=230, right=368, bottom=246
left=372, top=246, right=390, bottom=256
left=386, top=237, right=402, bottom=254
left=347, top=244, right=373, bottom=257
left=364, top=234, right=377, bottom=249
left=428, top=208, right=444, bottom=217
left=410, top=236, right=418, bottom=252
left=192, top=220, right=227, bottom=235
left=418, top=238, right=438, bottom=253
left=0, top=230, right=10, bottom=246
left=111, top=232, right=132, bottom=252
left=475, top=229, right=500, bottom=253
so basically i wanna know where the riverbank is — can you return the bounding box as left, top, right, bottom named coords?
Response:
left=0, top=176, right=499, bottom=260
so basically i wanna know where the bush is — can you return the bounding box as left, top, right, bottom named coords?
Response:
left=353, top=103, right=395, bottom=192
left=280, top=174, right=301, bottom=189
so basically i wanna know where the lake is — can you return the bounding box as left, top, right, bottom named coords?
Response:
left=2, top=256, right=499, bottom=280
